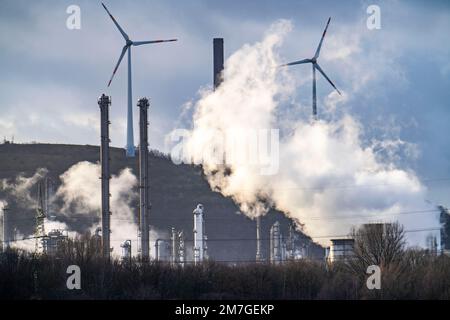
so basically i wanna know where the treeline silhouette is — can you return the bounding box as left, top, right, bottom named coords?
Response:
left=0, top=230, right=449, bottom=300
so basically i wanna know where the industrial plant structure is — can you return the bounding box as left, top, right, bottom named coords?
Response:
left=138, top=97, right=151, bottom=260
left=99, top=93, right=112, bottom=260
left=270, top=221, right=285, bottom=264
left=213, top=38, right=224, bottom=90
left=155, top=238, right=171, bottom=262
left=256, top=216, right=263, bottom=262
left=120, top=240, right=132, bottom=262
left=171, top=227, right=185, bottom=266
left=35, top=181, right=46, bottom=252
left=1, top=205, right=8, bottom=251
left=326, top=238, right=355, bottom=263
left=193, top=204, right=208, bottom=264
left=42, top=230, right=67, bottom=255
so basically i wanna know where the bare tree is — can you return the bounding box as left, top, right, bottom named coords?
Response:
left=349, top=222, right=406, bottom=274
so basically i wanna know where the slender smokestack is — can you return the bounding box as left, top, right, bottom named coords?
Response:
left=98, top=93, right=111, bottom=260
left=2, top=206, right=8, bottom=251
left=138, top=97, right=150, bottom=260
left=213, top=38, right=224, bottom=90
left=256, top=216, right=262, bottom=262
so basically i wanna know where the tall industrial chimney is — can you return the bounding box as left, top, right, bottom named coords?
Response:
left=98, top=94, right=111, bottom=260
left=213, top=38, right=224, bottom=90
left=2, top=206, right=8, bottom=251
left=138, top=97, right=150, bottom=260
left=256, top=216, right=263, bottom=262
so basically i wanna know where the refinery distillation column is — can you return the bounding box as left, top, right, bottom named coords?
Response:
left=99, top=94, right=111, bottom=260
left=138, top=98, right=150, bottom=260
left=193, top=204, right=206, bottom=265
left=256, top=216, right=263, bottom=262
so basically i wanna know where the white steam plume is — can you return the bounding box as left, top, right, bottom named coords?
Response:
left=1, top=168, right=48, bottom=208
left=171, top=20, right=440, bottom=247
left=0, top=169, right=77, bottom=251
left=55, top=161, right=139, bottom=257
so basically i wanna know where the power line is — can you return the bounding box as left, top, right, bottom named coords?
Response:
left=5, top=226, right=440, bottom=243
left=2, top=208, right=442, bottom=224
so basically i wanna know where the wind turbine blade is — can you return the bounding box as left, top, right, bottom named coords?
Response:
left=279, top=59, right=311, bottom=67
left=102, top=3, right=129, bottom=41
left=314, top=63, right=341, bottom=95
left=314, top=17, right=331, bottom=59
left=107, top=46, right=128, bottom=87
left=132, top=39, right=178, bottom=46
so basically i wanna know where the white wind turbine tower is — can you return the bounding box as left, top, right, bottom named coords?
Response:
left=281, top=17, right=341, bottom=119
left=102, top=3, right=177, bottom=157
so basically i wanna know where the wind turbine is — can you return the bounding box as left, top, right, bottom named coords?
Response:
left=281, top=17, right=341, bottom=119
left=102, top=3, right=177, bottom=157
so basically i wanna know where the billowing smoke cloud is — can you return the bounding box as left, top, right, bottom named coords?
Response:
left=0, top=161, right=165, bottom=257
left=1, top=168, right=48, bottom=208
left=55, top=161, right=139, bottom=257
left=0, top=168, right=79, bottom=251
left=171, top=20, right=440, bottom=247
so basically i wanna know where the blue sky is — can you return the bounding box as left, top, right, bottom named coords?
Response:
left=0, top=0, right=449, bottom=206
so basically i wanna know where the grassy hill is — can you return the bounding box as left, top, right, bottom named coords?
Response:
left=0, top=142, right=323, bottom=261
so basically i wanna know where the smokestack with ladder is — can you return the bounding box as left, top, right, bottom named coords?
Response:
left=98, top=94, right=111, bottom=260
left=213, top=38, right=224, bottom=90
left=138, top=97, right=150, bottom=260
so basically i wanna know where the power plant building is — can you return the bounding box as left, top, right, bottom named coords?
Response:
left=326, top=238, right=355, bottom=263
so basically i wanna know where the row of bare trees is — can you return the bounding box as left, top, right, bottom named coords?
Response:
left=0, top=224, right=448, bottom=299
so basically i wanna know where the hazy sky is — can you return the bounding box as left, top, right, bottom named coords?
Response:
left=0, top=0, right=449, bottom=205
